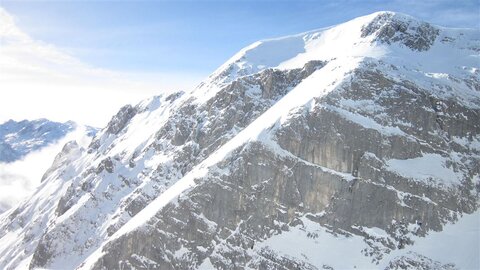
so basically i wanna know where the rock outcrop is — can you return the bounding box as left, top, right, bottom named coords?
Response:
left=0, top=11, right=478, bottom=270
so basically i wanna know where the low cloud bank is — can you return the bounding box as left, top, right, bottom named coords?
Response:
left=0, top=127, right=91, bottom=213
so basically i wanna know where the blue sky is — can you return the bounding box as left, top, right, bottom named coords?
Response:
left=0, top=0, right=478, bottom=127
left=2, top=0, right=479, bottom=76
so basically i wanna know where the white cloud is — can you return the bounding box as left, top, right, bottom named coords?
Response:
left=0, top=7, right=206, bottom=213
left=0, top=7, right=204, bottom=128
left=0, top=126, right=90, bottom=213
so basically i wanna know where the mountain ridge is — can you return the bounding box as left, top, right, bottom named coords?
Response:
left=0, top=119, right=98, bottom=213
left=0, top=119, right=76, bottom=163
left=0, top=11, right=478, bottom=269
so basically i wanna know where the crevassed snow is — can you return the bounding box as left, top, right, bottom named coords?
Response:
left=386, top=153, right=462, bottom=187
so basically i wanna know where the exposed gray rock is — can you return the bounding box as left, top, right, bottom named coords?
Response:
left=88, top=60, right=479, bottom=268
left=361, top=12, right=439, bottom=51
left=1, top=12, right=478, bottom=270
left=106, top=105, right=137, bottom=135
left=27, top=60, right=329, bottom=269
left=385, top=252, right=457, bottom=270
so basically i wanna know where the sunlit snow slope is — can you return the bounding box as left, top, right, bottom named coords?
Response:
left=0, top=11, right=478, bottom=270
left=0, top=119, right=96, bottom=213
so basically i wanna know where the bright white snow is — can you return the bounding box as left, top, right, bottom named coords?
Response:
left=2, top=11, right=479, bottom=270
left=258, top=211, right=480, bottom=269
left=0, top=126, right=93, bottom=213
left=386, top=153, right=463, bottom=187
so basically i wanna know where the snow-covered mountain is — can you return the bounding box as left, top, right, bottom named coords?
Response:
left=0, top=119, right=78, bottom=163
left=0, top=11, right=479, bottom=269
left=0, top=119, right=97, bottom=213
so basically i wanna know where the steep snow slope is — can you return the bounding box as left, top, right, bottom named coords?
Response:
left=78, top=12, right=479, bottom=269
left=0, top=120, right=97, bottom=213
left=0, top=11, right=478, bottom=270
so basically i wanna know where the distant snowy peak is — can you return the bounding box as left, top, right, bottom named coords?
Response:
left=0, top=119, right=97, bottom=162
left=203, top=11, right=478, bottom=88
left=0, top=12, right=479, bottom=270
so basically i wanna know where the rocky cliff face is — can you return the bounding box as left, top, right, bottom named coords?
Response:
left=0, top=11, right=478, bottom=270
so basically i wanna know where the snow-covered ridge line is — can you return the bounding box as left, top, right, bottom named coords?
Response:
left=193, top=10, right=478, bottom=105
left=0, top=119, right=80, bottom=163
left=79, top=56, right=364, bottom=269
left=1, top=11, right=479, bottom=270
left=0, top=119, right=97, bottom=213
left=69, top=12, right=480, bottom=269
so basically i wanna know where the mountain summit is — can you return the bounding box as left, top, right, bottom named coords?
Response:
left=0, top=11, right=478, bottom=269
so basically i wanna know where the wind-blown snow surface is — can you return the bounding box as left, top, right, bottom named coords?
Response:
left=0, top=11, right=479, bottom=270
